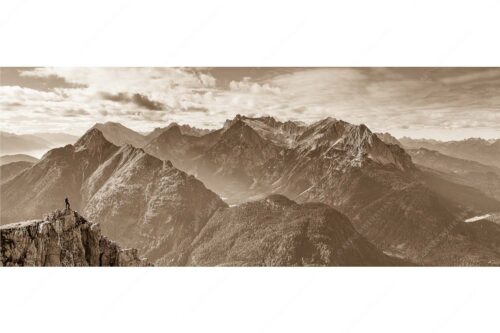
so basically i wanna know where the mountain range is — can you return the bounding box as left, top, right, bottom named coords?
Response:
left=0, top=129, right=225, bottom=264
left=0, top=131, right=78, bottom=155
left=399, top=137, right=500, bottom=168
left=0, top=161, right=35, bottom=184
left=407, top=148, right=500, bottom=202
left=91, top=121, right=213, bottom=148
left=1, top=115, right=499, bottom=266
left=0, top=154, right=38, bottom=166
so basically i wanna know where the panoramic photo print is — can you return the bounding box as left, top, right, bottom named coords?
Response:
left=1, top=67, right=499, bottom=266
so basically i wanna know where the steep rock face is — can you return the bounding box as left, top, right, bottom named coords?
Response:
left=266, top=118, right=415, bottom=204
left=0, top=210, right=147, bottom=267
left=143, top=118, right=284, bottom=202
left=81, top=144, right=227, bottom=263
left=143, top=125, right=204, bottom=169
left=224, top=115, right=307, bottom=148
left=375, top=132, right=403, bottom=147
left=183, top=195, right=409, bottom=266
left=195, top=119, right=282, bottom=194
left=145, top=123, right=212, bottom=142
left=294, top=118, right=413, bottom=171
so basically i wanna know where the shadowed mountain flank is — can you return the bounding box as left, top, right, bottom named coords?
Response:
left=183, top=195, right=410, bottom=266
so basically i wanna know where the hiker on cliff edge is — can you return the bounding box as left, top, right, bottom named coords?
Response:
left=65, top=197, right=70, bottom=210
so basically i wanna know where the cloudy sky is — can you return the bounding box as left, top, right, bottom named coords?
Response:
left=1, top=67, right=499, bottom=140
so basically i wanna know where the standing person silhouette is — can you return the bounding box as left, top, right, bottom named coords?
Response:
left=65, top=197, right=70, bottom=210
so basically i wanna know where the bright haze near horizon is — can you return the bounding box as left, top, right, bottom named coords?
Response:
left=1, top=67, right=499, bottom=141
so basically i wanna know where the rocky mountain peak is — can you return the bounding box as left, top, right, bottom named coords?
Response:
left=161, top=124, right=182, bottom=138
left=74, top=128, right=115, bottom=151
left=376, top=132, right=403, bottom=146
left=222, top=115, right=306, bottom=148
left=296, top=118, right=414, bottom=171
left=146, top=122, right=211, bottom=141
left=90, top=121, right=148, bottom=147
left=256, top=115, right=278, bottom=127
left=297, top=118, right=356, bottom=148
left=223, top=114, right=244, bottom=129
left=223, top=118, right=257, bottom=138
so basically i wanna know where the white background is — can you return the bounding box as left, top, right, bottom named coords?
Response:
left=1, top=0, right=500, bottom=332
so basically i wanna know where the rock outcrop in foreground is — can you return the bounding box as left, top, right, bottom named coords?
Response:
left=0, top=210, right=148, bottom=267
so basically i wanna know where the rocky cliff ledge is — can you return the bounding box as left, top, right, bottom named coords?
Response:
left=0, top=210, right=148, bottom=267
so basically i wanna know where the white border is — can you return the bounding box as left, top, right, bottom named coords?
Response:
left=1, top=268, right=500, bottom=332
left=1, top=0, right=499, bottom=66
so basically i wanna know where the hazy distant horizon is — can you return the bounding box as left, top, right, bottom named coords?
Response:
left=1, top=118, right=499, bottom=142
left=1, top=67, right=499, bottom=141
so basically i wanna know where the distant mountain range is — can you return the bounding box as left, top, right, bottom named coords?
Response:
left=145, top=122, right=212, bottom=141
left=91, top=122, right=150, bottom=147
left=0, top=161, right=34, bottom=184
left=0, top=131, right=78, bottom=155
left=408, top=148, right=500, bottom=202
left=2, top=116, right=500, bottom=266
left=376, top=133, right=500, bottom=203
left=0, top=154, right=38, bottom=166
left=91, top=121, right=213, bottom=148
left=399, top=137, right=500, bottom=168
left=0, top=122, right=211, bottom=158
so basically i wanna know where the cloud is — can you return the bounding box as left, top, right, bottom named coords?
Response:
left=292, top=106, right=307, bottom=114
left=185, top=106, right=209, bottom=113
left=2, top=68, right=500, bottom=140
left=439, top=68, right=500, bottom=85
left=22, top=68, right=216, bottom=94
left=197, top=73, right=216, bottom=87
left=100, top=91, right=165, bottom=111
left=131, top=93, right=164, bottom=111
left=229, top=77, right=281, bottom=94
left=100, top=92, right=130, bottom=103
left=0, top=68, right=86, bottom=91
left=62, top=109, right=91, bottom=117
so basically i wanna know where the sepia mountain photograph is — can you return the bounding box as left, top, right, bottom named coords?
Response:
left=1, top=67, right=500, bottom=267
